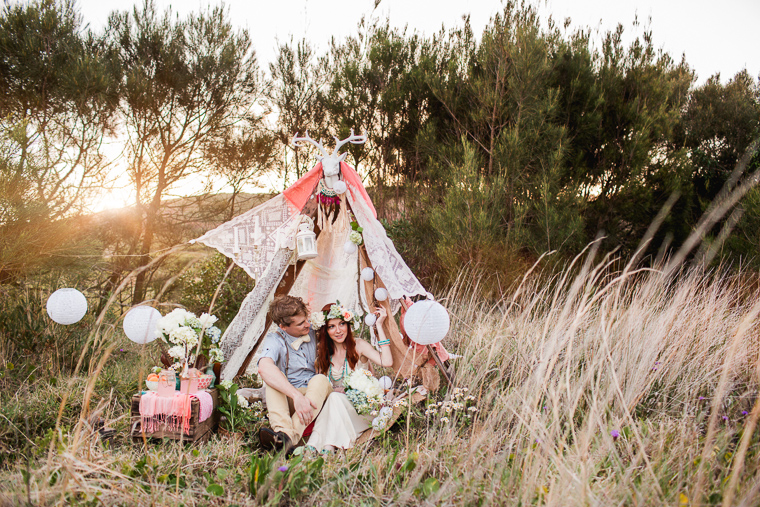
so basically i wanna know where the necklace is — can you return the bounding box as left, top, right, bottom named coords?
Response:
left=328, top=356, right=349, bottom=383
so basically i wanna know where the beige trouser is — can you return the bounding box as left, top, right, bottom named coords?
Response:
left=265, top=374, right=332, bottom=442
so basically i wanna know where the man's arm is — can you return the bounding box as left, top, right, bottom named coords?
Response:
left=258, top=357, right=318, bottom=425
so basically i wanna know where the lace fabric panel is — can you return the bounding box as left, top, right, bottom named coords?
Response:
left=191, top=194, right=301, bottom=281
left=347, top=187, right=427, bottom=301
left=290, top=204, right=362, bottom=317
left=219, top=247, right=293, bottom=380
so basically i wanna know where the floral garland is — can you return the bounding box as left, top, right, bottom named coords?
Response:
left=309, top=300, right=361, bottom=331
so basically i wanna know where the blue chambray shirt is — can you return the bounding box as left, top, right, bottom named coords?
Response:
left=257, top=327, right=317, bottom=388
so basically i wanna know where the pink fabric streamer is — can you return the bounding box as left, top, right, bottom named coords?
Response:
left=139, top=391, right=214, bottom=435
left=282, top=161, right=377, bottom=218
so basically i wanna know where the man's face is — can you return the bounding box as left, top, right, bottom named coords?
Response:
left=279, top=312, right=310, bottom=337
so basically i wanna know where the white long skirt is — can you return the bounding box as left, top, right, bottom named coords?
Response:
left=307, top=392, right=371, bottom=451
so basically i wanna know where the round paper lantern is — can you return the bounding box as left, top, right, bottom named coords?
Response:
left=403, top=300, right=450, bottom=345
left=46, top=288, right=88, bottom=325
left=333, top=180, right=347, bottom=194
left=379, top=376, right=392, bottom=391
left=374, top=288, right=388, bottom=301
left=343, top=241, right=358, bottom=254
left=361, top=267, right=375, bottom=281
left=364, top=313, right=377, bottom=326
left=124, top=306, right=162, bottom=344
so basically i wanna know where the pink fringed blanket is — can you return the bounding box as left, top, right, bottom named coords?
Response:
left=139, top=391, right=214, bottom=435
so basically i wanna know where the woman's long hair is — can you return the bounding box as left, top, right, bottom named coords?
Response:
left=315, top=304, right=359, bottom=375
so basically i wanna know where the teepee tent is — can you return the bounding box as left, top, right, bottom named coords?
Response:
left=192, top=132, right=444, bottom=391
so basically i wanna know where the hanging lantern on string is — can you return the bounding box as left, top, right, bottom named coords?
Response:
left=124, top=306, right=162, bottom=344
left=296, top=221, right=317, bottom=260
left=364, top=313, right=377, bottom=326
left=343, top=241, right=358, bottom=254
left=374, top=288, right=388, bottom=302
left=46, top=288, right=88, bottom=325
left=361, top=267, right=375, bottom=281
left=379, top=376, right=392, bottom=391
left=403, top=300, right=450, bottom=345
left=333, top=180, right=347, bottom=194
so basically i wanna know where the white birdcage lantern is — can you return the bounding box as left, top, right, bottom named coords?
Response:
left=296, top=220, right=317, bottom=260
left=123, top=306, right=162, bottom=344
left=46, top=288, right=88, bottom=325
left=404, top=300, right=450, bottom=345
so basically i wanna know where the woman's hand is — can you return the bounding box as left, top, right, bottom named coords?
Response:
left=375, top=306, right=387, bottom=325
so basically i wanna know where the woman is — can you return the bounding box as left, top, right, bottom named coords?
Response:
left=306, top=302, right=393, bottom=453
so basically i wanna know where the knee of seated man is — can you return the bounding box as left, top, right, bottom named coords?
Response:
left=308, top=374, right=331, bottom=393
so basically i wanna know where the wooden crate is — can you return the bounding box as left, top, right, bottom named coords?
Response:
left=130, top=388, right=220, bottom=444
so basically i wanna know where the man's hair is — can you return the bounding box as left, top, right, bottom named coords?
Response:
left=269, top=295, right=308, bottom=326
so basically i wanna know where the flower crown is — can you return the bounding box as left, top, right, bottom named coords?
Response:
left=310, top=301, right=362, bottom=331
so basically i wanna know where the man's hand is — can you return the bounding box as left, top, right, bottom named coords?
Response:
left=294, top=393, right=318, bottom=426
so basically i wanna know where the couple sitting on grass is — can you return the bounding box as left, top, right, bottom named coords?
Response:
left=257, top=295, right=393, bottom=454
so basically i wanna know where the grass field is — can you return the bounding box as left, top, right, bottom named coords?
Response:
left=2, top=248, right=760, bottom=506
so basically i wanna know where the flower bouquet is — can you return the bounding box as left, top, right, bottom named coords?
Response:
left=344, top=368, right=383, bottom=415
left=156, top=309, right=224, bottom=374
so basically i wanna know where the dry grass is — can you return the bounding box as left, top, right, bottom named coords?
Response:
left=2, top=249, right=760, bottom=506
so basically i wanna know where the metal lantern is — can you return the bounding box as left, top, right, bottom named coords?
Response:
left=124, top=306, right=162, bottom=344
left=374, top=288, right=388, bottom=301
left=403, top=300, right=450, bottom=345
left=333, top=180, right=347, bottom=194
left=296, top=222, right=317, bottom=260
left=46, top=288, right=88, bottom=325
left=361, top=267, right=375, bottom=281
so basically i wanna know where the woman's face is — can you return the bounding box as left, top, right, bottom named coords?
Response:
left=326, top=319, right=349, bottom=344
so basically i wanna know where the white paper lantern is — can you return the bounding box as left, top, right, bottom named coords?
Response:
left=46, top=288, right=88, bottom=325
left=374, top=288, right=388, bottom=301
left=361, top=267, right=375, bottom=281
left=379, top=376, right=392, bottom=391
left=364, top=313, right=377, bottom=326
left=124, top=306, right=162, bottom=344
left=403, top=300, right=450, bottom=345
left=333, top=180, right=347, bottom=194
left=343, top=241, right=358, bottom=254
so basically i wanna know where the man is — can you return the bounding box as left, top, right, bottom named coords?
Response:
left=257, top=295, right=332, bottom=452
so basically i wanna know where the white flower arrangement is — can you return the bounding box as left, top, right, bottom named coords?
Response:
left=309, top=311, right=326, bottom=329
left=209, top=347, right=224, bottom=363
left=156, top=308, right=223, bottom=368
left=371, top=406, right=394, bottom=431
left=345, top=368, right=383, bottom=415
left=349, top=230, right=363, bottom=245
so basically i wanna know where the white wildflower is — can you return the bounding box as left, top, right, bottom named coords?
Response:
left=237, top=394, right=249, bottom=408
left=199, top=313, right=218, bottom=328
